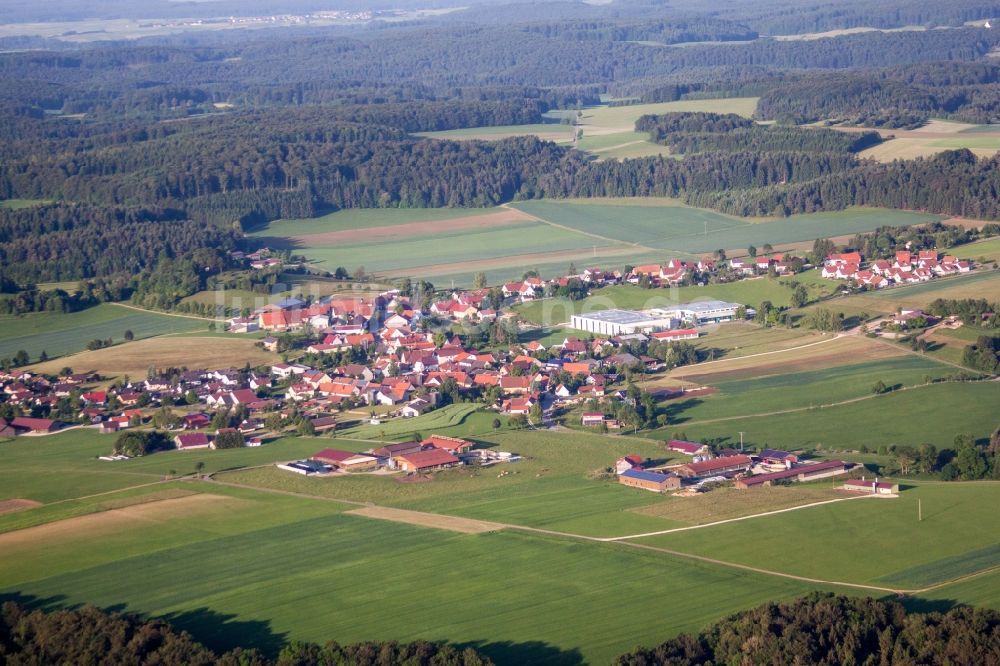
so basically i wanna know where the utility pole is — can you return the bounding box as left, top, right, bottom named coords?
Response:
left=739, top=431, right=744, bottom=451
left=918, top=499, right=922, bottom=522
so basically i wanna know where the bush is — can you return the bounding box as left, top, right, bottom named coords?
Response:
left=214, top=430, right=245, bottom=449
left=112, top=430, right=170, bottom=457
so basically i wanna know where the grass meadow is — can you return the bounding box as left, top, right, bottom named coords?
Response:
left=637, top=481, right=1000, bottom=589
left=673, top=381, right=1000, bottom=451
left=656, top=355, right=956, bottom=426
left=0, top=304, right=204, bottom=362
left=512, top=201, right=941, bottom=254
left=0, top=486, right=821, bottom=665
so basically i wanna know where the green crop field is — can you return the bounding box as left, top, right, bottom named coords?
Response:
left=656, top=356, right=955, bottom=427
left=637, top=481, right=1000, bottom=589
left=0, top=483, right=824, bottom=665
left=257, top=217, right=609, bottom=277
left=953, top=237, right=1000, bottom=262
left=676, top=381, right=1000, bottom=451
left=0, top=304, right=203, bottom=361
left=512, top=201, right=942, bottom=254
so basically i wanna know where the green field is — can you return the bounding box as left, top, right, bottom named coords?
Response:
left=512, top=201, right=942, bottom=254
left=638, top=481, right=1000, bottom=589
left=256, top=217, right=609, bottom=277
left=677, top=381, right=1000, bottom=451
left=0, top=304, right=204, bottom=361
left=0, top=483, right=822, bottom=665
left=953, top=237, right=1000, bottom=262
left=657, top=356, right=955, bottom=426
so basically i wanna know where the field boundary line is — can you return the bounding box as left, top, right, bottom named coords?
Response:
left=108, top=302, right=211, bottom=321
left=502, top=203, right=656, bottom=250
left=604, top=495, right=878, bottom=541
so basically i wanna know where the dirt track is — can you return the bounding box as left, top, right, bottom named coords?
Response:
left=347, top=506, right=505, bottom=534
left=284, top=208, right=533, bottom=246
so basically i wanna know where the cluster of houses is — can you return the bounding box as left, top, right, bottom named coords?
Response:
left=279, top=434, right=519, bottom=476
left=728, top=253, right=799, bottom=277
left=613, top=439, right=874, bottom=493
left=822, top=250, right=971, bottom=288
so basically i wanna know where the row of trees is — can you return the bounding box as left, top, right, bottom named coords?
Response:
left=637, top=112, right=882, bottom=153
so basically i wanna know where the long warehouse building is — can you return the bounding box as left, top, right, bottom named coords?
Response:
left=570, top=309, right=676, bottom=336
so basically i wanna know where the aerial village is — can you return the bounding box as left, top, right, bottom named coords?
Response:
left=0, top=243, right=976, bottom=499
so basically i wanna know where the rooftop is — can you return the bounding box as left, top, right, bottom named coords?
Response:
left=574, top=309, right=666, bottom=325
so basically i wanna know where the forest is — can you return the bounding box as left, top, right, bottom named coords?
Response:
left=3, top=0, right=1000, bottom=298
left=613, top=593, right=1000, bottom=665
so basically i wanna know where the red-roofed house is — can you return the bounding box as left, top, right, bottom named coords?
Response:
left=421, top=435, right=474, bottom=454
left=394, top=449, right=461, bottom=472
left=174, top=433, right=212, bottom=449
left=667, top=440, right=707, bottom=456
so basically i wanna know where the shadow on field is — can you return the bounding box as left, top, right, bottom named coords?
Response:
left=455, top=639, right=585, bottom=665
left=898, top=597, right=963, bottom=615
left=161, top=606, right=288, bottom=658
left=660, top=397, right=704, bottom=424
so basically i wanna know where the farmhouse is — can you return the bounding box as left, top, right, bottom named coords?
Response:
left=667, top=439, right=708, bottom=456
left=676, top=454, right=752, bottom=478
left=581, top=412, right=606, bottom=427
left=394, top=449, right=461, bottom=472
left=421, top=435, right=474, bottom=454
left=569, top=309, right=675, bottom=336
left=372, top=441, right=423, bottom=459
left=756, top=448, right=799, bottom=465
left=619, top=469, right=681, bottom=493
left=842, top=478, right=899, bottom=495
left=311, top=448, right=378, bottom=471
left=10, top=417, right=59, bottom=434
left=174, top=433, right=211, bottom=450
left=734, top=460, right=853, bottom=489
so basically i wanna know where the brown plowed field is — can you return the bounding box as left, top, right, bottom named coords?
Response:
left=347, top=506, right=505, bottom=534
left=0, top=499, right=42, bottom=515
left=287, top=208, right=533, bottom=246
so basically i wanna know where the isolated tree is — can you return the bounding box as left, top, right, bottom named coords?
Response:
left=214, top=430, right=245, bottom=449
left=472, top=272, right=488, bottom=290
left=124, top=329, right=134, bottom=341
left=747, top=245, right=757, bottom=257
left=194, top=461, right=205, bottom=478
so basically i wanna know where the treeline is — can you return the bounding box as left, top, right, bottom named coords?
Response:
left=757, top=62, right=1000, bottom=126
left=614, top=593, right=1000, bottom=665
left=636, top=112, right=882, bottom=153
left=692, top=149, right=1000, bottom=219
left=0, top=203, right=239, bottom=285
left=0, top=601, right=492, bottom=665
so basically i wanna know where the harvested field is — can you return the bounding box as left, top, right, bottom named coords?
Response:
left=942, top=217, right=992, bottom=230
left=347, top=505, right=506, bottom=534
left=96, top=488, right=199, bottom=510
left=0, top=499, right=42, bottom=515
left=29, top=336, right=278, bottom=380
left=669, top=336, right=903, bottom=385
left=262, top=208, right=533, bottom=247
